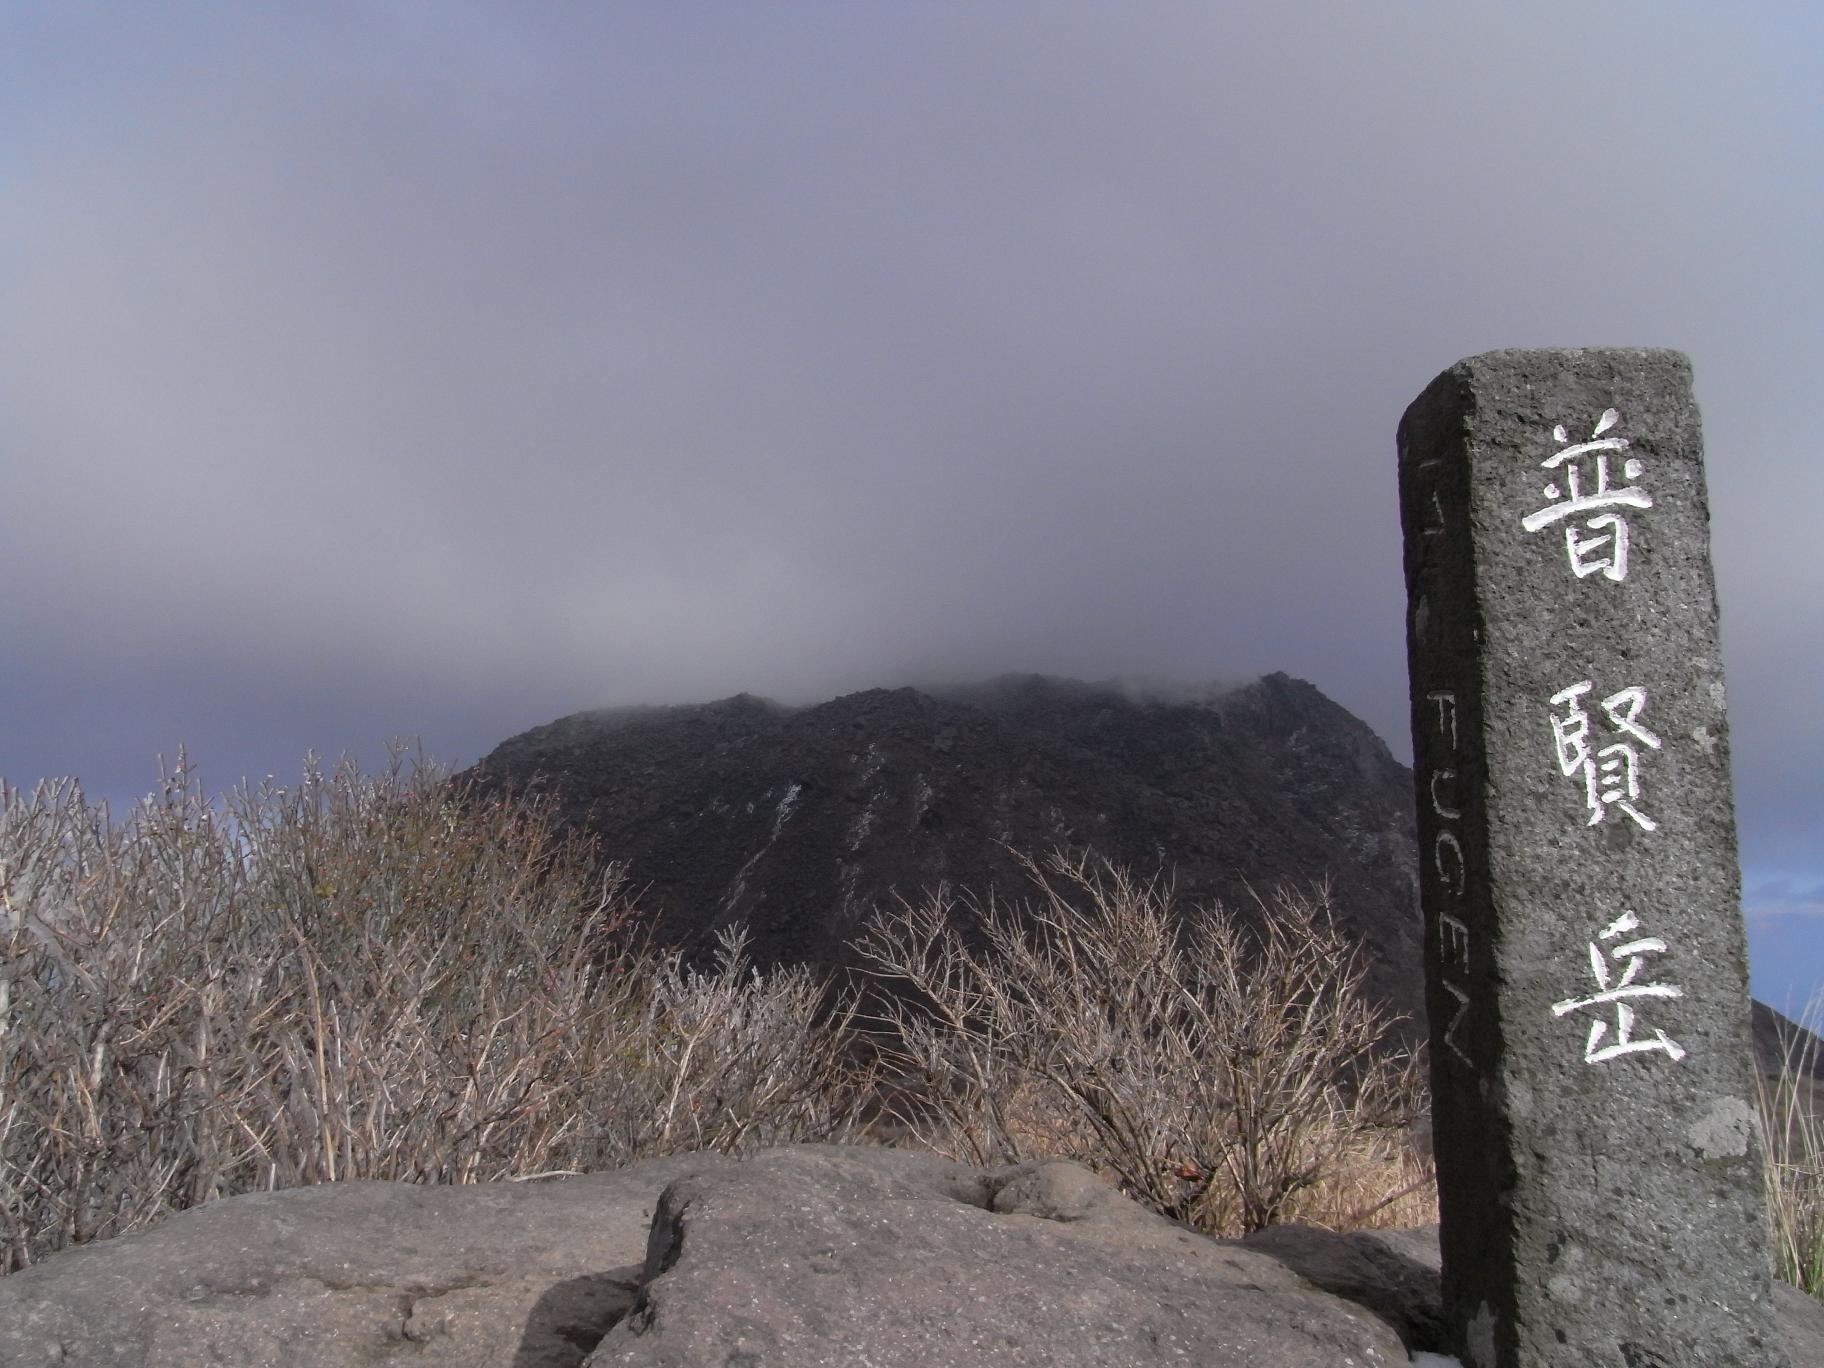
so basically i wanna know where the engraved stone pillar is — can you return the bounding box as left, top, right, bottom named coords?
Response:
left=1397, top=349, right=1786, bottom=1368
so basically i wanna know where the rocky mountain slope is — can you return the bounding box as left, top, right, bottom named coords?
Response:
left=457, top=672, right=1426, bottom=1027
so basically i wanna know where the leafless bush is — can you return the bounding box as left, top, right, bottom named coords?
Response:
left=0, top=747, right=1440, bottom=1273
left=855, top=849, right=1428, bottom=1234
left=0, top=746, right=874, bottom=1274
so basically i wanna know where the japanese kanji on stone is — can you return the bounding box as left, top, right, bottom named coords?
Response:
left=1398, top=348, right=1786, bottom=1368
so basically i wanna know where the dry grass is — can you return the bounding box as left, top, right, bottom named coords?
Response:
left=1758, top=993, right=1824, bottom=1298
left=853, top=849, right=1431, bottom=1236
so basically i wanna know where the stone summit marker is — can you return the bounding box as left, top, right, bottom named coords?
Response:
left=1397, top=349, right=1787, bottom=1368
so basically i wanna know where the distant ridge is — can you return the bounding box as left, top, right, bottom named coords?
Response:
left=457, top=672, right=1428, bottom=1028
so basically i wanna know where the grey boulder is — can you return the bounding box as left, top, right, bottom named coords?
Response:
left=587, top=1145, right=1405, bottom=1366
left=0, top=1151, right=735, bottom=1368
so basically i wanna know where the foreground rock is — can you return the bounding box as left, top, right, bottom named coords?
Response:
left=2, top=1144, right=1818, bottom=1366
left=0, top=1153, right=730, bottom=1368
left=589, top=1147, right=1405, bottom=1367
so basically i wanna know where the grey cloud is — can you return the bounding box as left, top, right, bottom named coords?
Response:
left=1, top=4, right=1819, bottom=942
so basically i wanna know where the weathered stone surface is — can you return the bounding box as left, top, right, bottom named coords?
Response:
left=1774, top=1282, right=1824, bottom=1368
left=585, top=1144, right=1409, bottom=1367
left=1248, top=1224, right=1824, bottom=1367
left=1244, top=1221, right=1449, bottom=1352
left=0, top=1152, right=736, bottom=1368
left=1399, top=348, right=1785, bottom=1366
left=4, top=1144, right=1821, bottom=1366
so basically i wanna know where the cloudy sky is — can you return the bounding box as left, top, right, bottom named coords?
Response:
left=3, top=3, right=1820, bottom=1007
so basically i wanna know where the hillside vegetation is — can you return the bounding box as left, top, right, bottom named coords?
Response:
left=1, top=748, right=1813, bottom=1300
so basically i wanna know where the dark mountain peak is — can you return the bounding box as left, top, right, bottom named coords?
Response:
left=705, top=690, right=790, bottom=715
left=925, top=674, right=1262, bottom=730
left=458, top=671, right=1426, bottom=1025
left=1224, top=670, right=1362, bottom=729
left=932, top=671, right=1104, bottom=706
left=507, top=691, right=791, bottom=749
left=1215, top=673, right=1405, bottom=784
left=805, top=686, right=936, bottom=720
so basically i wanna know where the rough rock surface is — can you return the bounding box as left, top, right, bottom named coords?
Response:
left=3, top=1144, right=1819, bottom=1366
left=587, top=1146, right=1406, bottom=1367
left=0, top=1152, right=733, bottom=1368
left=1243, top=1222, right=1449, bottom=1351
left=1245, top=1216, right=1824, bottom=1368
left=1399, top=347, right=1785, bottom=1364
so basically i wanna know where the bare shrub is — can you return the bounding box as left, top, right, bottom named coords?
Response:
left=855, top=849, right=1427, bottom=1234
left=0, top=745, right=874, bottom=1275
